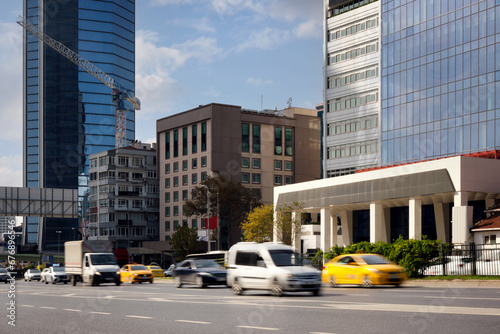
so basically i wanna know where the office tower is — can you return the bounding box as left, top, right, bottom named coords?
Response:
left=381, top=0, right=500, bottom=164
left=22, top=0, right=136, bottom=251
left=157, top=103, right=322, bottom=249
left=323, top=0, right=381, bottom=178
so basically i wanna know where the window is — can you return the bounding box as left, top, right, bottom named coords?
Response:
left=174, top=220, right=179, bottom=230
left=173, top=176, right=179, bottom=187
left=284, top=161, right=292, bottom=171
left=182, top=175, right=188, bottom=186
left=192, top=158, right=197, bottom=169
left=285, top=176, right=292, bottom=184
left=201, top=172, right=207, bottom=182
left=173, top=129, right=179, bottom=157
left=132, top=157, right=143, bottom=167
left=118, top=156, right=129, bottom=167
left=182, top=127, right=188, bottom=155
left=192, top=219, right=197, bottom=229
left=165, top=221, right=170, bottom=231
left=252, top=158, right=260, bottom=169
left=165, top=132, right=170, bottom=159
left=274, top=160, right=282, bottom=170
left=147, top=170, right=156, bottom=178
left=252, top=124, right=260, bottom=153
left=192, top=173, right=197, bottom=184
left=275, top=127, right=283, bottom=155
left=165, top=163, right=170, bottom=174
left=201, top=156, right=207, bottom=167
left=165, top=207, right=170, bottom=217
left=242, top=123, right=250, bottom=152
left=252, top=173, right=261, bottom=184
left=173, top=162, right=179, bottom=172
left=165, top=178, right=170, bottom=188
left=201, top=122, right=207, bottom=151
left=182, top=190, right=188, bottom=201
left=173, top=191, right=179, bottom=202
left=182, top=160, right=188, bottom=171
left=165, top=192, right=170, bottom=203
left=285, top=128, right=293, bottom=156
left=192, top=124, right=197, bottom=153
left=274, top=175, right=282, bottom=185
left=485, top=235, right=497, bottom=244
left=173, top=206, right=179, bottom=216
left=242, top=173, right=250, bottom=183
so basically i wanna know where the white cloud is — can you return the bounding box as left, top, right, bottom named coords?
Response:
left=211, top=0, right=264, bottom=15
left=246, top=78, right=274, bottom=87
left=235, top=27, right=290, bottom=52
left=149, top=0, right=196, bottom=6
left=169, top=17, right=216, bottom=34
left=0, top=155, right=22, bottom=187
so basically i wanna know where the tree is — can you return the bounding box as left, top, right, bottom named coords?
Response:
left=184, top=175, right=261, bottom=248
left=169, top=225, right=201, bottom=262
left=241, top=204, right=274, bottom=242
left=274, top=201, right=305, bottom=245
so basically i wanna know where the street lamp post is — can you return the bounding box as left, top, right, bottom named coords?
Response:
left=200, top=185, right=210, bottom=252
left=56, top=230, right=62, bottom=263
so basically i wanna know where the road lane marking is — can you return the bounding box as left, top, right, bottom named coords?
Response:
left=126, top=315, right=153, bottom=319
left=310, top=332, right=337, bottom=334
left=21, top=305, right=35, bottom=307
left=237, top=325, right=280, bottom=331
left=175, top=320, right=211, bottom=325
left=40, top=307, right=56, bottom=309
left=424, top=295, right=500, bottom=301
left=63, top=309, right=82, bottom=312
left=90, top=312, right=111, bottom=315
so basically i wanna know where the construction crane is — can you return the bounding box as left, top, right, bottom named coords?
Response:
left=17, top=16, right=140, bottom=148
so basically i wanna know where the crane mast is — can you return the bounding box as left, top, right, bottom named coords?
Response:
left=17, top=16, right=140, bottom=148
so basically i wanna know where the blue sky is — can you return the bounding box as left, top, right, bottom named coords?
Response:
left=0, top=0, right=323, bottom=187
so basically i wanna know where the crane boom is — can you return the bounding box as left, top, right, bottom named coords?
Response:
left=17, top=16, right=140, bottom=148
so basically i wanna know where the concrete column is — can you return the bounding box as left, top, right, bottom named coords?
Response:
left=452, top=191, right=473, bottom=244
left=370, top=202, right=388, bottom=242
left=331, top=213, right=338, bottom=247
left=339, top=210, right=353, bottom=246
left=273, top=208, right=280, bottom=243
left=409, top=197, right=422, bottom=239
left=320, top=208, right=331, bottom=253
left=291, top=211, right=301, bottom=253
left=433, top=202, right=450, bottom=242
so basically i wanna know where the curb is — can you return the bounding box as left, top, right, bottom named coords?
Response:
left=404, top=279, right=500, bottom=288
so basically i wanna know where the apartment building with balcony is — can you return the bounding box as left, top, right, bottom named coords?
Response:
left=157, top=103, right=321, bottom=249
left=87, top=142, right=159, bottom=248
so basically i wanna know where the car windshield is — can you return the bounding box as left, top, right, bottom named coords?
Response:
left=269, top=249, right=304, bottom=266
left=91, top=254, right=117, bottom=266
left=130, top=265, right=148, bottom=271
left=193, top=259, right=221, bottom=268
left=149, top=266, right=161, bottom=270
left=0, top=268, right=8, bottom=273
left=359, top=255, right=392, bottom=265
left=53, top=267, right=65, bottom=272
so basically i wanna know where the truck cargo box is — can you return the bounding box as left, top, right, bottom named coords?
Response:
left=65, top=240, right=113, bottom=275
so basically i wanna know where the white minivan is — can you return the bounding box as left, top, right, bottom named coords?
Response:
left=226, top=242, right=322, bottom=296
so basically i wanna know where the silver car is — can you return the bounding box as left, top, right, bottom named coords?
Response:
left=43, top=266, right=70, bottom=284
left=24, top=269, right=42, bottom=282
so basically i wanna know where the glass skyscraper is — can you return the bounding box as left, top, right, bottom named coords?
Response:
left=23, top=0, right=136, bottom=251
left=381, top=0, right=500, bottom=165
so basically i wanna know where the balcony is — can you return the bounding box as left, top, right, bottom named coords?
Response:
left=118, top=191, right=140, bottom=197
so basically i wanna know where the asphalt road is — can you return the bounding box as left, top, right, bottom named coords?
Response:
left=3, top=279, right=500, bottom=334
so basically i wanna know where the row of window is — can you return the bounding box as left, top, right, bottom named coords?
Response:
left=327, top=115, right=378, bottom=136
left=326, top=165, right=376, bottom=178
left=89, top=155, right=155, bottom=169
left=327, top=0, right=379, bottom=18
left=90, top=184, right=159, bottom=196
left=328, top=40, right=379, bottom=65
left=327, top=140, right=378, bottom=159
left=165, top=189, right=190, bottom=203
left=165, top=122, right=207, bottom=159
left=328, top=14, right=378, bottom=41
left=242, top=123, right=261, bottom=153
left=327, top=90, right=379, bottom=112
left=90, top=170, right=157, bottom=181
left=274, top=127, right=293, bottom=156
left=165, top=172, right=208, bottom=188
left=165, top=157, right=207, bottom=174
left=327, top=65, right=379, bottom=89
left=87, top=226, right=157, bottom=238
left=164, top=219, right=202, bottom=232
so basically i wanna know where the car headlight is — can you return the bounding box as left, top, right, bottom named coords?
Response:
left=287, top=274, right=297, bottom=279
left=95, top=272, right=101, bottom=276
left=367, top=268, right=383, bottom=274
left=200, top=272, right=213, bottom=277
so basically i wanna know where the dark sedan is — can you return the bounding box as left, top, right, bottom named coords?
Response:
left=0, top=268, right=11, bottom=283
left=173, top=259, right=226, bottom=288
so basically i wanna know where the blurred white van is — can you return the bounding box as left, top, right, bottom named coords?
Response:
left=226, top=242, right=322, bottom=296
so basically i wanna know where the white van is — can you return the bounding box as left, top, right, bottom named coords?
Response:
left=226, top=242, right=322, bottom=296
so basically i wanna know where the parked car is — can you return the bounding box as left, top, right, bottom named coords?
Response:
left=120, top=264, right=154, bottom=284
left=422, top=256, right=473, bottom=276
left=173, top=259, right=226, bottom=288
left=164, top=264, right=175, bottom=277
left=322, top=253, right=406, bottom=287
left=24, top=269, right=42, bottom=281
left=146, top=265, right=165, bottom=277
left=43, top=266, right=70, bottom=284
left=226, top=242, right=322, bottom=296
left=0, top=268, right=11, bottom=283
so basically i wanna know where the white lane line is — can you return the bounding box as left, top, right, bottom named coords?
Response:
left=90, top=312, right=111, bottom=315
left=237, top=325, right=280, bottom=331
left=126, top=315, right=153, bottom=319
left=21, top=305, right=35, bottom=307
left=175, top=320, right=211, bottom=325
left=310, top=332, right=337, bottom=334
left=424, top=295, right=500, bottom=301
left=40, top=306, right=56, bottom=309
left=63, top=309, right=82, bottom=312
left=64, top=293, right=76, bottom=297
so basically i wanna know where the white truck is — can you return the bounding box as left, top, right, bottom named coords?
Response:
left=64, top=240, right=121, bottom=286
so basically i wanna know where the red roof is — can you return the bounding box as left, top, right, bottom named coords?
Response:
left=472, top=215, right=500, bottom=231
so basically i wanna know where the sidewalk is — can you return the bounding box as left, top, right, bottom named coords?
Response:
left=404, top=279, right=500, bottom=288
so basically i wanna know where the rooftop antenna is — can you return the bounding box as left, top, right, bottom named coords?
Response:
left=287, top=97, right=292, bottom=109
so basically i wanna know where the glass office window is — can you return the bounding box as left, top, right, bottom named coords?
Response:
left=275, top=127, right=282, bottom=155
left=252, top=124, right=260, bottom=153
left=242, top=123, right=250, bottom=152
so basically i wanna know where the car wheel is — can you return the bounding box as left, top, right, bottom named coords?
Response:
left=231, top=278, right=243, bottom=295
left=64, top=281, right=68, bottom=284
left=271, top=279, right=283, bottom=297
left=115, top=280, right=121, bottom=286
left=195, top=276, right=205, bottom=288
left=312, top=289, right=321, bottom=296
left=361, top=275, right=373, bottom=288
left=150, top=280, right=153, bottom=284
left=174, top=276, right=182, bottom=288
left=329, top=275, right=338, bottom=288
left=71, top=276, right=77, bottom=286
left=45, top=278, right=48, bottom=284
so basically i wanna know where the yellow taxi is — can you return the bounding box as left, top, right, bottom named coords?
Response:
left=322, top=254, right=406, bottom=287
left=146, top=265, right=165, bottom=277
left=120, top=264, right=154, bottom=284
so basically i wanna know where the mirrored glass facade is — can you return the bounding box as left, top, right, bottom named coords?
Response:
left=381, top=0, right=500, bottom=165
left=23, top=0, right=136, bottom=251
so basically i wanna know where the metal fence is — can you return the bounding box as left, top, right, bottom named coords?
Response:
left=423, top=243, right=500, bottom=276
